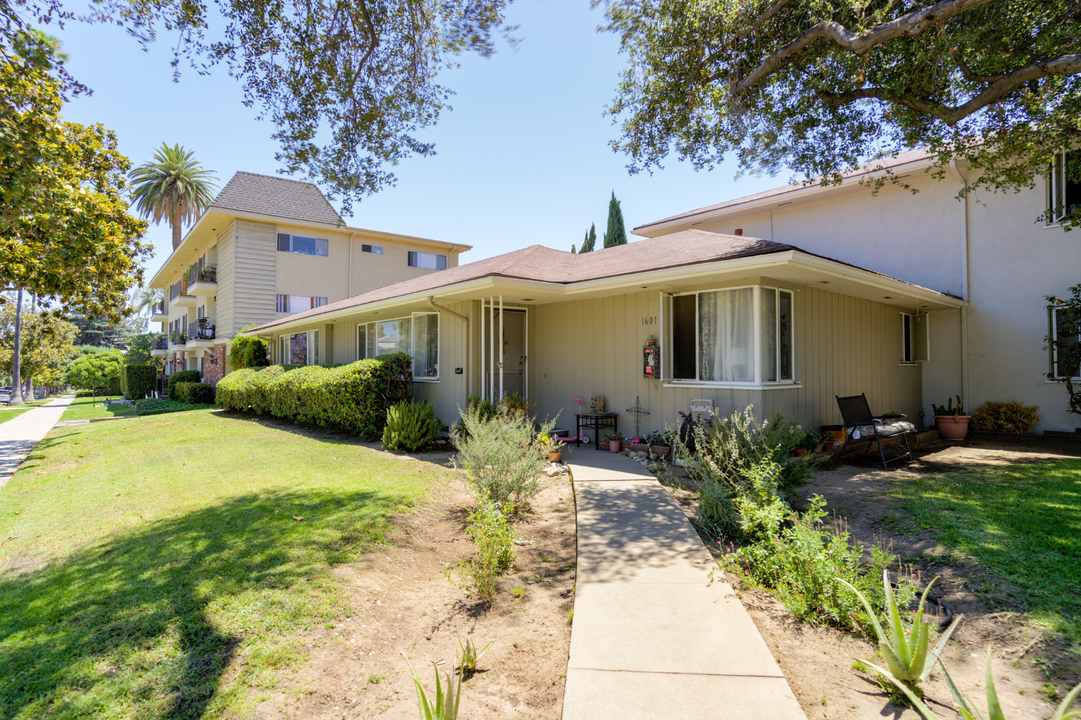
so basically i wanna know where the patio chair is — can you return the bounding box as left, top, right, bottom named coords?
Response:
left=835, top=394, right=918, bottom=470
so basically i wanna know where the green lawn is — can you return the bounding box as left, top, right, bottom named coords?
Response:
left=0, top=411, right=453, bottom=719
left=889, top=459, right=1081, bottom=649
left=0, top=407, right=33, bottom=425
left=59, top=395, right=138, bottom=422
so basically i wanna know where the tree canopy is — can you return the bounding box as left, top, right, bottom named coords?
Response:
left=0, top=299, right=77, bottom=387
left=0, top=31, right=151, bottom=322
left=602, top=0, right=1081, bottom=214
left=603, top=192, right=627, bottom=248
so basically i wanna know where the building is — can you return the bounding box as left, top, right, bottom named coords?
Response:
left=148, top=172, right=468, bottom=383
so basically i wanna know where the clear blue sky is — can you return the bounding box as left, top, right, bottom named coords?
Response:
left=52, top=0, right=785, bottom=280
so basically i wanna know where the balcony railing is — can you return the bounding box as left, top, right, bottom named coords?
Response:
left=196, top=267, right=217, bottom=284
left=188, top=319, right=216, bottom=341
left=151, top=299, right=167, bottom=316
left=152, top=334, right=169, bottom=350
left=170, top=331, right=187, bottom=346
left=170, top=278, right=191, bottom=301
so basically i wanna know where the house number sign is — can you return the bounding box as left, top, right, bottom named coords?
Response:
left=640, top=316, right=657, bottom=326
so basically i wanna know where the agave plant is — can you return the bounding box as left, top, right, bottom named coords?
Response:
left=839, top=570, right=960, bottom=695
left=456, top=634, right=493, bottom=678
left=869, top=649, right=1081, bottom=720
left=402, top=652, right=462, bottom=720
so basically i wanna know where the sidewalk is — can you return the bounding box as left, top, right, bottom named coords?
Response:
left=562, top=448, right=806, bottom=720
left=0, top=395, right=76, bottom=490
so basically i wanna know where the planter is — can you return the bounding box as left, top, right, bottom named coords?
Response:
left=547, top=450, right=563, bottom=463
left=935, top=415, right=971, bottom=441
left=599, top=440, right=610, bottom=452
left=820, top=425, right=845, bottom=452
left=649, top=445, right=671, bottom=461
left=794, top=448, right=811, bottom=457
left=609, top=439, right=621, bottom=453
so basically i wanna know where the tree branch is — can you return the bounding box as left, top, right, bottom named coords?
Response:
left=951, top=47, right=1005, bottom=84
left=732, top=0, right=994, bottom=93
left=817, top=54, right=1081, bottom=124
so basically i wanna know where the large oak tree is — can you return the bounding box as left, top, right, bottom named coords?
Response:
left=601, top=0, right=1081, bottom=215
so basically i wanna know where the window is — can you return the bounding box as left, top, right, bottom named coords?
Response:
left=407, top=251, right=447, bottom=270
left=276, top=295, right=328, bottom=313
left=277, top=233, right=329, bottom=257
left=357, top=312, right=439, bottom=380
left=900, top=312, right=929, bottom=363
left=1050, top=306, right=1080, bottom=379
left=663, top=285, right=794, bottom=385
left=279, top=330, right=320, bottom=366
left=361, top=244, right=383, bottom=254
left=1050, top=151, right=1081, bottom=224
left=901, top=313, right=914, bottom=363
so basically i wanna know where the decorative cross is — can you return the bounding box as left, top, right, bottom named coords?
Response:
left=624, top=396, right=650, bottom=441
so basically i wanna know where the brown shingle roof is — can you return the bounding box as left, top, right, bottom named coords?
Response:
left=252, top=230, right=795, bottom=331
left=211, top=171, right=344, bottom=226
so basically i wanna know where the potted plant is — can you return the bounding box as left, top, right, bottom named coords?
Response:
left=648, top=430, right=672, bottom=461
left=794, top=430, right=824, bottom=457
left=604, top=431, right=623, bottom=453
left=933, top=395, right=970, bottom=441
left=538, top=433, right=563, bottom=463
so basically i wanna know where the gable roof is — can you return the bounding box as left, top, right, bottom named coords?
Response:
left=634, top=148, right=936, bottom=234
left=210, top=171, right=344, bottom=226
left=251, top=231, right=803, bottom=331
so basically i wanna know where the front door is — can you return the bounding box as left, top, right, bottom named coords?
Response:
left=483, top=306, right=527, bottom=401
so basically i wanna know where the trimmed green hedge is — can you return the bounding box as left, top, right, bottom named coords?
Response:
left=121, top=365, right=158, bottom=400
left=215, top=354, right=413, bottom=439
left=175, top=381, right=215, bottom=404
left=166, top=370, right=201, bottom=400
left=135, top=398, right=216, bottom=416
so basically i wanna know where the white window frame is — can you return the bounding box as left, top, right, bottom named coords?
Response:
left=277, top=233, right=329, bottom=257
left=1049, top=151, right=1080, bottom=225
left=279, top=330, right=320, bottom=366
left=356, top=311, right=440, bottom=382
left=361, top=244, right=384, bottom=254
left=407, top=251, right=447, bottom=270
left=1050, top=306, right=1080, bottom=380
left=660, top=283, right=799, bottom=390
left=276, top=295, right=328, bottom=314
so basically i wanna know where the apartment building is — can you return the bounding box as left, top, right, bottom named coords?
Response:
left=148, top=171, right=468, bottom=383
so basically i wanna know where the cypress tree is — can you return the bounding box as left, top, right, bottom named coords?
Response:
left=603, top=191, right=627, bottom=248
left=580, top=224, right=596, bottom=253
left=571, top=244, right=576, bottom=254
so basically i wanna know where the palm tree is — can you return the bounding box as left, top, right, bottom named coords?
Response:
left=131, top=285, right=164, bottom=318
left=129, top=144, right=218, bottom=250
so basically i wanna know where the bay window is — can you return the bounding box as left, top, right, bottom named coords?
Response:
left=662, top=285, right=794, bottom=386
left=356, top=312, right=439, bottom=380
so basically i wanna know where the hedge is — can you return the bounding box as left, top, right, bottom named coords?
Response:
left=135, top=398, right=216, bottom=416
left=216, top=353, right=413, bottom=439
left=175, top=381, right=215, bottom=405
left=121, top=365, right=158, bottom=400
left=167, top=370, right=201, bottom=400
left=230, top=335, right=270, bottom=370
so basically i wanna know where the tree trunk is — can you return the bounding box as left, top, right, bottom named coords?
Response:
left=10, top=288, right=24, bottom=406
left=171, top=207, right=182, bottom=250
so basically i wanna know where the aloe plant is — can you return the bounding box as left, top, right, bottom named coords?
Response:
left=868, top=650, right=1081, bottom=720
left=403, top=652, right=462, bottom=720
left=839, top=570, right=960, bottom=694
left=456, top=634, right=493, bottom=677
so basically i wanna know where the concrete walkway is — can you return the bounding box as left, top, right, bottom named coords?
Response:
left=0, top=395, right=76, bottom=490
left=562, top=448, right=806, bottom=720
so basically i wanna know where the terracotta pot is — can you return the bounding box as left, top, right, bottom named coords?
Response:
left=935, top=415, right=971, bottom=441
left=547, top=450, right=562, bottom=463
left=794, top=448, right=811, bottom=457
left=650, top=445, right=671, bottom=461
left=599, top=440, right=610, bottom=452
left=609, top=439, right=621, bottom=453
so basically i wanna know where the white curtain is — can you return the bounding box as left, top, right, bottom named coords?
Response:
left=760, top=288, right=777, bottom=382
left=699, top=288, right=754, bottom=381
left=412, top=313, right=439, bottom=378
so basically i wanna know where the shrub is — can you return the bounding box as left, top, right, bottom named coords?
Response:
left=382, top=400, right=444, bottom=451
left=718, top=493, right=917, bottom=636
left=450, top=498, right=516, bottom=603
left=135, top=398, right=214, bottom=415
left=230, top=335, right=270, bottom=370
left=175, top=381, right=215, bottom=404
left=451, top=403, right=554, bottom=511
left=121, top=365, right=157, bottom=400
left=166, top=370, right=201, bottom=400
left=970, top=400, right=1040, bottom=434
left=214, top=354, right=412, bottom=439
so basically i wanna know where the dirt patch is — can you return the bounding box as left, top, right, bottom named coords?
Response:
left=656, top=440, right=1080, bottom=719
left=255, top=465, right=576, bottom=720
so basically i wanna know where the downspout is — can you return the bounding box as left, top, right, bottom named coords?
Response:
left=949, top=159, right=971, bottom=406
left=426, top=296, right=471, bottom=400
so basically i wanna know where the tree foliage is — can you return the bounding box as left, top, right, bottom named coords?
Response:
left=125, top=332, right=166, bottom=373
left=129, top=144, right=217, bottom=250
left=580, top=223, right=597, bottom=253
left=0, top=300, right=76, bottom=387
left=0, top=31, right=151, bottom=323
left=602, top=0, right=1081, bottom=215
left=64, top=349, right=124, bottom=393
left=603, top=191, right=627, bottom=248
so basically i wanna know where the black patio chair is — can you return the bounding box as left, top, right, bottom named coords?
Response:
left=835, top=394, right=918, bottom=470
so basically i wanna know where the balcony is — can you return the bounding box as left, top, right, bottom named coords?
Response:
left=169, top=330, right=187, bottom=351
left=189, top=266, right=218, bottom=298
left=187, top=318, right=216, bottom=348
left=151, top=334, right=169, bottom=356
left=170, top=278, right=196, bottom=309
left=151, top=299, right=168, bottom=322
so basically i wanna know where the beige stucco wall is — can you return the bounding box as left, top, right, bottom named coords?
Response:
left=657, top=169, right=1081, bottom=431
